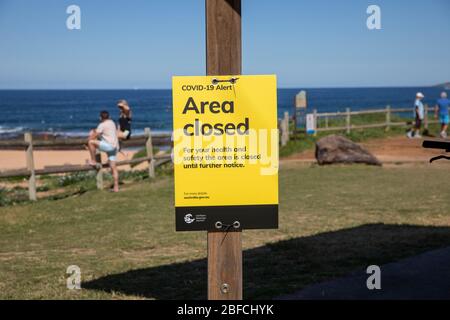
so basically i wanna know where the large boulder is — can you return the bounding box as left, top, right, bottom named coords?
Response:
left=315, top=135, right=381, bottom=166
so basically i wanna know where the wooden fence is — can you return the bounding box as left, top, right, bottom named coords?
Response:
left=0, top=128, right=172, bottom=201
left=312, top=104, right=440, bottom=134
left=278, top=104, right=445, bottom=140
left=3, top=104, right=446, bottom=199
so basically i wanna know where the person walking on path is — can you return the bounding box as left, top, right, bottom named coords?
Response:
left=87, top=111, right=120, bottom=192
left=407, top=92, right=425, bottom=139
left=434, top=92, right=450, bottom=139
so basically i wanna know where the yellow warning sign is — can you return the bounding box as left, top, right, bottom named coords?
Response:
left=172, top=75, right=278, bottom=231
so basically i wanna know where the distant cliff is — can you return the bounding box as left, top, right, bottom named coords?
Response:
left=434, top=82, right=450, bottom=90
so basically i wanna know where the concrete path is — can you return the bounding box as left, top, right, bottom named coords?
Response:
left=278, top=246, right=450, bottom=300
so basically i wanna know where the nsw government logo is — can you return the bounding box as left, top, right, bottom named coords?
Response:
left=184, top=214, right=195, bottom=224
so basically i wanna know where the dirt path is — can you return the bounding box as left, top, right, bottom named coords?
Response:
left=286, top=136, right=447, bottom=164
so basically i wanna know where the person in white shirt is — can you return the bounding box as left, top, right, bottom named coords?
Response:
left=87, top=111, right=120, bottom=192
left=407, top=92, right=425, bottom=139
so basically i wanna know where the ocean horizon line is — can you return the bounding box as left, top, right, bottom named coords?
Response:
left=0, top=84, right=446, bottom=91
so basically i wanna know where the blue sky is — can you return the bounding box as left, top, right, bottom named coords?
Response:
left=0, top=0, right=449, bottom=89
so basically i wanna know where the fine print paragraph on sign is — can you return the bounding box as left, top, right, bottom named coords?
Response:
left=172, top=75, right=279, bottom=231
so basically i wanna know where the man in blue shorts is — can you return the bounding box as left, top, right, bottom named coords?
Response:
left=87, top=111, right=120, bottom=192
left=434, top=92, right=450, bottom=139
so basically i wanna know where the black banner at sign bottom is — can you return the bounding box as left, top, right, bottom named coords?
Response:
left=175, top=204, right=278, bottom=231
left=3, top=300, right=433, bottom=319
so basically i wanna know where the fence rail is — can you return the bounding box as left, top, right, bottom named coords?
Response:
left=279, top=104, right=448, bottom=142
left=0, top=133, right=171, bottom=150
left=0, top=128, right=172, bottom=200
left=312, top=104, right=443, bottom=134
left=0, top=155, right=171, bottom=179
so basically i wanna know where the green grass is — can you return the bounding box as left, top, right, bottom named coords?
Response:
left=0, top=164, right=449, bottom=299
left=0, top=165, right=174, bottom=207
left=0, top=187, right=29, bottom=207
left=130, top=147, right=160, bottom=168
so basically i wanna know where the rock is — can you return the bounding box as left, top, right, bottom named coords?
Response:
left=315, top=135, right=381, bottom=166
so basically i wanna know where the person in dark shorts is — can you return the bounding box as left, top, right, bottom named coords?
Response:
left=407, top=92, right=425, bottom=139
left=117, top=99, right=132, bottom=140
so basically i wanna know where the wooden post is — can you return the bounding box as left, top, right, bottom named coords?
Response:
left=284, top=111, right=290, bottom=138
left=95, top=151, right=103, bottom=190
left=346, top=108, right=351, bottom=134
left=313, top=109, right=318, bottom=136
left=283, top=119, right=288, bottom=146
left=293, top=107, right=297, bottom=141
left=206, top=0, right=242, bottom=301
left=325, top=115, right=329, bottom=128
left=280, top=119, right=286, bottom=146
left=145, top=127, right=156, bottom=179
left=424, top=104, right=429, bottom=131
left=385, top=105, right=391, bottom=132
left=24, top=133, right=36, bottom=201
left=281, top=112, right=289, bottom=146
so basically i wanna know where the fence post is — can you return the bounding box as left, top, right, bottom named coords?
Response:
left=284, top=111, right=290, bottom=138
left=346, top=108, right=351, bottom=134
left=95, top=151, right=103, bottom=190
left=145, top=127, right=156, bottom=179
left=281, top=112, right=289, bottom=146
left=278, top=119, right=281, bottom=142
left=385, top=105, right=391, bottom=132
left=313, top=109, right=318, bottom=136
left=280, top=119, right=287, bottom=146
left=424, top=104, right=429, bottom=131
left=24, top=132, right=36, bottom=201
left=325, top=115, right=329, bottom=128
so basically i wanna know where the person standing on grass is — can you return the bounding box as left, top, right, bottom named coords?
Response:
left=407, top=92, right=425, bottom=139
left=87, top=111, right=120, bottom=193
left=434, top=92, right=450, bottom=139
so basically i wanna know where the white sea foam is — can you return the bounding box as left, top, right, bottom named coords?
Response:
left=0, top=126, right=172, bottom=138
left=0, top=126, right=24, bottom=134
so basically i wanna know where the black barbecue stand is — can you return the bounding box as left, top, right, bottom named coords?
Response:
left=422, top=140, right=450, bottom=163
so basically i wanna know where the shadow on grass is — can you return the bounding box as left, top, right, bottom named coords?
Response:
left=83, top=223, right=450, bottom=299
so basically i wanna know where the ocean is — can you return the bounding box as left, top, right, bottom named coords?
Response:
left=0, top=87, right=446, bottom=138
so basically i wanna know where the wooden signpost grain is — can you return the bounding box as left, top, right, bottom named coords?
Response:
left=206, top=0, right=243, bottom=300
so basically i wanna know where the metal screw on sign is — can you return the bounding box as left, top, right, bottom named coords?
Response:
left=220, top=283, right=230, bottom=294
left=211, top=77, right=240, bottom=85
